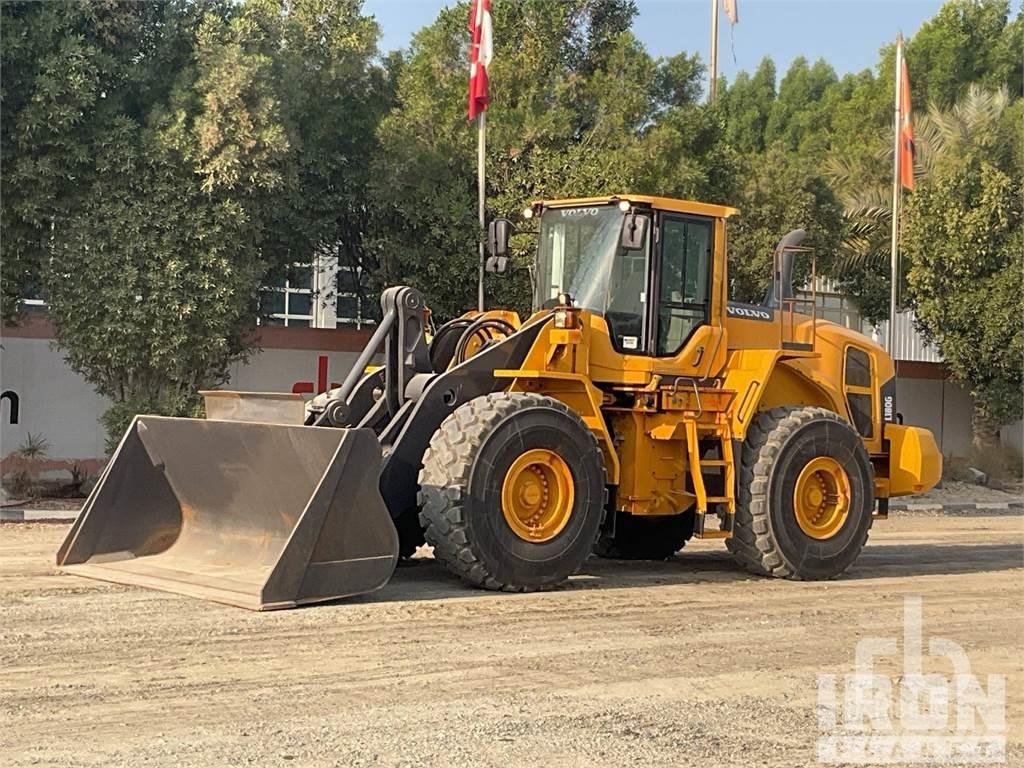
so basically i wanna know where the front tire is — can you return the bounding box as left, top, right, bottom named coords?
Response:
left=726, top=406, right=874, bottom=580
left=418, top=392, right=606, bottom=591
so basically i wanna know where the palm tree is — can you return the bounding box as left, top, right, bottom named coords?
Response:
left=824, top=86, right=1011, bottom=321
left=915, top=85, right=1010, bottom=174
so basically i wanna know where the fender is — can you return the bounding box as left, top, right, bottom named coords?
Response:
left=722, top=349, right=844, bottom=441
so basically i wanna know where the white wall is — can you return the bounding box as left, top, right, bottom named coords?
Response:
left=227, top=348, right=364, bottom=393
left=1, top=337, right=109, bottom=462
left=1, top=335, right=368, bottom=467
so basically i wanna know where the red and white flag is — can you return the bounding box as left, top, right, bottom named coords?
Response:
left=468, top=0, right=493, bottom=121
left=898, top=56, right=915, bottom=190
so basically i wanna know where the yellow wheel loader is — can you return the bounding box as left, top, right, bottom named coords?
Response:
left=57, top=195, right=942, bottom=609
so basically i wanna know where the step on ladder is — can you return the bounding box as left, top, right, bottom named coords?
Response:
left=684, top=418, right=736, bottom=540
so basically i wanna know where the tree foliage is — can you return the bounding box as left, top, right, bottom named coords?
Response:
left=2, top=0, right=384, bottom=445
left=908, top=0, right=1022, bottom=107
left=902, top=90, right=1022, bottom=436
left=719, top=58, right=776, bottom=154
left=727, top=146, right=844, bottom=303
left=367, top=0, right=738, bottom=319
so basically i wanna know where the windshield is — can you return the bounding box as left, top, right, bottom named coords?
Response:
left=533, top=204, right=650, bottom=351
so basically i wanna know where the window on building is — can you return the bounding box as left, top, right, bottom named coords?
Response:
left=258, top=252, right=378, bottom=329
left=260, top=265, right=314, bottom=327
left=335, top=266, right=378, bottom=329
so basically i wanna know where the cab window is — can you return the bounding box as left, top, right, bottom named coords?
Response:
left=534, top=205, right=650, bottom=353
left=656, top=216, right=712, bottom=356
left=605, top=235, right=649, bottom=352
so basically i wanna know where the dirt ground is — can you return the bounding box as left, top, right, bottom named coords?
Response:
left=909, top=479, right=1022, bottom=505
left=2, top=515, right=1022, bottom=768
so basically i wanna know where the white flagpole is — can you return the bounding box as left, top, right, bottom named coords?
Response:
left=888, top=33, right=903, bottom=356
left=709, top=0, right=719, bottom=102
left=476, top=111, right=486, bottom=311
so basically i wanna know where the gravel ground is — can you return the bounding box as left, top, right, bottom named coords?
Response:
left=9, top=480, right=1020, bottom=514
left=1, top=515, right=1022, bottom=767
left=3, top=498, right=86, bottom=511
left=910, top=480, right=1022, bottom=505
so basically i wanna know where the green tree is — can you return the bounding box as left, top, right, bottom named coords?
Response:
left=43, top=119, right=270, bottom=450
left=907, top=0, right=1021, bottom=108
left=826, top=69, right=890, bottom=165
left=727, top=146, right=844, bottom=303
left=262, top=0, right=392, bottom=302
left=902, top=88, right=1022, bottom=445
left=823, top=147, right=895, bottom=326
left=719, top=57, right=776, bottom=154
left=368, top=0, right=737, bottom=319
left=763, top=57, right=838, bottom=150
left=1, top=0, right=192, bottom=322
left=3, top=0, right=385, bottom=447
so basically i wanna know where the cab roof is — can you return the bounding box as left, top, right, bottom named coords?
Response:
left=538, top=194, right=739, bottom=219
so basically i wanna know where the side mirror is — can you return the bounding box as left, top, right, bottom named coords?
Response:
left=620, top=213, right=649, bottom=251
left=484, top=255, right=508, bottom=273
left=486, top=218, right=512, bottom=274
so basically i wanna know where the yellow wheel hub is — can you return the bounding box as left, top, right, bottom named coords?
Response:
left=501, top=448, right=574, bottom=543
left=793, top=456, right=851, bottom=540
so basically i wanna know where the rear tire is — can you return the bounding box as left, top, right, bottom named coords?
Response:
left=726, top=406, right=874, bottom=580
left=418, top=392, right=605, bottom=591
left=594, top=511, right=695, bottom=560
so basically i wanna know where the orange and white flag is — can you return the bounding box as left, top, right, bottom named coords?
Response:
left=898, top=56, right=915, bottom=190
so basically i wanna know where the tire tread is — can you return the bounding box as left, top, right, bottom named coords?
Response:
left=418, top=392, right=605, bottom=591
left=725, top=406, right=873, bottom=580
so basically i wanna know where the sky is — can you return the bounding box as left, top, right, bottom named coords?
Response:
left=361, top=0, right=1011, bottom=82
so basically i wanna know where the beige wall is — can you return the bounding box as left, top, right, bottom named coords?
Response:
left=894, top=373, right=1022, bottom=457
left=1002, top=420, right=1023, bottom=454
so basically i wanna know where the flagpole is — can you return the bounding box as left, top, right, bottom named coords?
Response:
left=709, top=0, right=719, bottom=102
left=476, top=111, right=486, bottom=311
left=887, top=33, right=903, bottom=356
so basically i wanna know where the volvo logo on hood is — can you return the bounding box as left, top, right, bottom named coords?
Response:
left=727, top=303, right=774, bottom=322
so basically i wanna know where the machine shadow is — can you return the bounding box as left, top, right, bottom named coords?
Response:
left=341, top=540, right=1022, bottom=606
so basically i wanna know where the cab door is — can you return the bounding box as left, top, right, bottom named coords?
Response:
left=650, top=214, right=722, bottom=378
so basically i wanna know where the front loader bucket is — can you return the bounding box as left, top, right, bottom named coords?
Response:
left=57, top=417, right=398, bottom=610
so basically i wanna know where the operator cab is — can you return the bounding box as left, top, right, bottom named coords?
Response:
left=527, top=196, right=736, bottom=358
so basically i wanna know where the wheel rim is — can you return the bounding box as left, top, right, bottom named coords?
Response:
left=792, top=456, right=851, bottom=540
left=501, top=448, right=575, bottom=542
